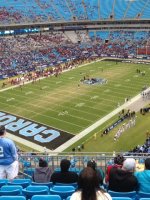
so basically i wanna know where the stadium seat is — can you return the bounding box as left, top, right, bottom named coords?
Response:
left=55, top=182, right=77, bottom=189
left=0, top=180, right=8, bottom=188
left=137, top=192, right=150, bottom=199
left=24, top=168, right=35, bottom=177
left=31, top=182, right=53, bottom=188
left=50, top=186, right=75, bottom=199
left=31, top=195, right=61, bottom=200
left=8, top=179, right=31, bottom=188
left=108, top=190, right=136, bottom=199
left=0, top=196, right=26, bottom=200
left=112, top=198, right=133, bottom=200
left=66, top=196, right=71, bottom=200
left=23, top=161, right=31, bottom=168
left=0, top=185, right=23, bottom=196
left=139, top=198, right=150, bottom=200
left=22, top=186, right=49, bottom=199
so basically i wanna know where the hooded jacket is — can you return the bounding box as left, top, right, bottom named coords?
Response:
left=135, top=170, right=150, bottom=192
left=108, top=167, right=138, bottom=192
left=32, top=167, right=51, bottom=183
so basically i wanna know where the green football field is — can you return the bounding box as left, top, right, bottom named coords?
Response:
left=0, top=61, right=150, bottom=134
left=0, top=60, right=150, bottom=152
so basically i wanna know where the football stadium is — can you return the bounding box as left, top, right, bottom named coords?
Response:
left=0, top=0, right=150, bottom=198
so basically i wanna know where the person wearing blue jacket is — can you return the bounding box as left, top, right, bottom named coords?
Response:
left=0, top=125, right=18, bottom=180
left=135, top=158, right=150, bottom=192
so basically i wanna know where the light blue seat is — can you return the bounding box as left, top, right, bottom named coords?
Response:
left=66, top=196, right=71, bottom=200
left=31, top=195, right=61, bottom=200
left=8, top=179, right=31, bottom=188
left=55, top=182, right=77, bottom=189
left=31, top=182, right=53, bottom=188
left=0, top=180, right=8, bottom=188
left=137, top=192, right=150, bottom=199
left=23, top=186, right=49, bottom=199
left=24, top=168, right=35, bottom=177
left=0, top=186, right=23, bottom=196
left=0, top=196, right=26, bottom=200
left=112, top=198, right=133, bottom=200
left=108, top=191, right=136, bottom=199
left=50, top=186, right=75, bottom=199
left=23, top=161, right=31, bottom=167
left=140, top=198, right=150, bottom=200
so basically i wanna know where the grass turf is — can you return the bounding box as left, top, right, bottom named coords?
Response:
left=0, top=60, right=150, bottom=151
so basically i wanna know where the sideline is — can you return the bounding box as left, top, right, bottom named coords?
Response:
left=53, top=87, right=150, bottom=152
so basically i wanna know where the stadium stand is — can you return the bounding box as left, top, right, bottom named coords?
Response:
left=0, top=0, right=150, bottom=24
left=0, top=30, right=150, bottom=79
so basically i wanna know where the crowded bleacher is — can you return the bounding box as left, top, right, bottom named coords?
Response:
left=0, top=30, right=150, bottom=79
left=0, top=0, right=150, bottom=24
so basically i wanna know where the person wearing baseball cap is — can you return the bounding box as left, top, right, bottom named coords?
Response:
left=108, top=158, right=138, bottom=192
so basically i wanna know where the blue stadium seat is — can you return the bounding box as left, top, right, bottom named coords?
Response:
left=0, top=186, right=23, bottom=196
left=31, top=195, right=61, bottom=200
left=23, top=161, right=31, bottom=168
left=8, top=179, right=31, bottom=188
left=55, top=182, right=77, bottom=189
left=137, top=192, right=150, bottom=199
left=0, top=180, right=8, bottom=188
left=66, top=196, right=71, bottom=200
left=24, top=168, right=35, bottom=177
left=0, top=196, right=26, bottom=200
left=139, top=198, right=150, bottom=200
left=31, top=182, right=53, bottom=188
left=50, top=186, right=75, bottom=199
left=112, top=198, right=133, bottom=200
left=22, top=186, right=49, bottom=199
left=108, top=190, right=136, bottom=199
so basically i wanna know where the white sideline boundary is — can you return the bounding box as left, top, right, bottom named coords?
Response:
left=53, top=87, right=150, bottom=153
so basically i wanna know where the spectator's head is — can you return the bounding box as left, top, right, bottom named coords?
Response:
left=78, top=167, right=100, bottom=199
left=39, top=158, right=48, bottom=167
left=60, top=159, right=71, bottom=172
left=145, top=158, right=150, bottom=170
left=0, top=126, right=6, bottom=136
left=114, top=154, right=124, bottom=165
left=87, top=160, right=97, bottom=171
left=122, top=158, right=136, bottom=172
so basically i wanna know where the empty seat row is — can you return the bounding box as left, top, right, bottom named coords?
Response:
left=0, top=185, right=75, bottom=199
left=0, top=179, right=77, bottom=189
left=0, top=195, right=62, bottom=200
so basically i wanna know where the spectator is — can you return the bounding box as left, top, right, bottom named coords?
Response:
left=32, top=158, right=51, bottom=183
left=70, top=167, right=112, bottom=200
left=105, top=154, right=124, bottom=183
left=135, top=158, right=150, bottom=192
left=87, top=160, right=104, bottom=185
left=50, top=159, right=78, bottom=184
left=108, top=158, right=138, bottom=192
left=0, top=125, right=18, bottom=180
